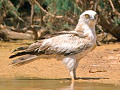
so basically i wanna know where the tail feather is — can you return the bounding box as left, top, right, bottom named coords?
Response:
left=11, top=55, right=38, bottom=65
left=12, top=46, right=28, bottom=53
left=9, top=51, right=32, bottom=59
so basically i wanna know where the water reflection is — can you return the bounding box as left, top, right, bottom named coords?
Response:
left=61, top=81, right=74, bottom=90
left=0, top=79, right=120, bottom=90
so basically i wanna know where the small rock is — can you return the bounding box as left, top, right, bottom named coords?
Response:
left=89, top=66, right=107, bottom=73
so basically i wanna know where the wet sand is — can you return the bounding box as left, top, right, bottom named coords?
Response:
left=0, top=40, right=120, bottom=85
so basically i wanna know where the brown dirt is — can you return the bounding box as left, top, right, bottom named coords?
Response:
left=0, top=40, right=120, bottom=85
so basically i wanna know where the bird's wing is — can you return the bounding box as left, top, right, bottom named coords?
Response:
left=10, top=33, right=93, bottom=59
left=34, top=34, right=93, bottom=56
left=9, top=33, right=93, bottom=65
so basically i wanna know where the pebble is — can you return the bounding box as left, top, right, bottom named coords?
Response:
left=89, top=65, right=107, bottom=73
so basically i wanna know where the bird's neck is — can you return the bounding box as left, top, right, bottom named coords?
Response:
left=75, top=19, right=96, bottom=43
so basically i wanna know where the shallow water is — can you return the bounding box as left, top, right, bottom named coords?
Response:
left=0, top=79, right=120, bottom=90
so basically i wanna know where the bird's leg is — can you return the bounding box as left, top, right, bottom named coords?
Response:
left=70, top=71, right=75, bottom=83
left=70, top=60, right=79, bottom=81
left=63, top=55, right=79, bottom=81
left=70, top=69, right=76, bottom=80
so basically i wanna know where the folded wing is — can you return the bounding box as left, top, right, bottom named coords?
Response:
left=9, top=34, right=92, bottom=64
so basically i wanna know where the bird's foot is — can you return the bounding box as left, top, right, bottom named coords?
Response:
left=71, top=77, right=77, bottom=84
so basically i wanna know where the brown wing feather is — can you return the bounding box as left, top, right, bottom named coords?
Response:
left=37, top=34, right=93, bottom=55
left=10, top=33, right=92, bottom=59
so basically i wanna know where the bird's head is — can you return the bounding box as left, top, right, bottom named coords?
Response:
left=79, top=10, right=98, bottom=27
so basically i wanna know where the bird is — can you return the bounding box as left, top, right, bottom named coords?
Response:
left=9, top=10, right=98, bottom=81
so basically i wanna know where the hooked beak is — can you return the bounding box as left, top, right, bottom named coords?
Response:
left=90, top=16, right=95, bottom=20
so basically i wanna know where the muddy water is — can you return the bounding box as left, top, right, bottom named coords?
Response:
left=0, top=79, right=120, bottom=90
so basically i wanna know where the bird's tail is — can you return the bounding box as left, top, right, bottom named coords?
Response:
left=9, top=50, right=36, bottom=59
left=12, top=46, right=28, bottom=53
left=9, top=46, right=29, bottom=59
left=10, top=54, right=38, bottom=65
left=9, top=46, right=38, bottom=65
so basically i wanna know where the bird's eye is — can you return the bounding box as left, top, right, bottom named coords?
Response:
left=85, top=14, right=90, bottom=19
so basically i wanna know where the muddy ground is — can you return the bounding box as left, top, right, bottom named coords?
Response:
left=0, top=40, right=120, bottom=85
